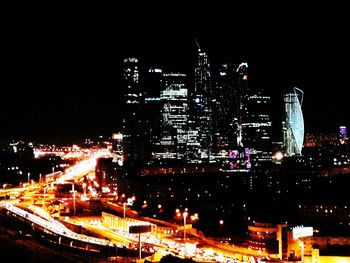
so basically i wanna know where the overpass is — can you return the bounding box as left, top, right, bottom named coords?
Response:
left=1, top=203, right=153, bottom=259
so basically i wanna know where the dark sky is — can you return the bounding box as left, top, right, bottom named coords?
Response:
left=0, top=3, right=349, bottom=143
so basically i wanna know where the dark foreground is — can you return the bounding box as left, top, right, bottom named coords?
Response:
left=0, top=227, right=101, bottom=262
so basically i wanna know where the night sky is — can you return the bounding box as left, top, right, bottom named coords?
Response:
left=0, top=3, right=349, bottom=143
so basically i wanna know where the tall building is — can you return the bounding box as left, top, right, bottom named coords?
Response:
left=212, top=62, right=252, bottom=170
left=339, top=125, right=348, bottom=144
left=212, top=63, right=238, bottom=154
left=122, top=58, right=146, bottom=168
left=242, top=92, right=273, bottom=166
left=283, top=87, right=305, bottom=156
left=189, top=41, right=213, bottom=160
left=156, top=73, right=189, bottom=160
left=236, top=62, right=249, bottom=148
left=144, top=67, right=163, bottom=159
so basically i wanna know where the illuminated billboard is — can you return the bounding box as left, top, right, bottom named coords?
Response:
left=292, top=226, right=313, bottom=239
left=112, top=133, right=123, bottom=140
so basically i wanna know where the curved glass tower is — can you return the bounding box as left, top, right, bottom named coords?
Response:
left=283, top=87, right=304, bottom=156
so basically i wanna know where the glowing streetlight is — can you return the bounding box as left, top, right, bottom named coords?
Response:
left=123, top=196, right=135, bottom=218
left=82, top=182, right=87, bottom=199
left=175, top=208, right=198, bottom=258
left=69, top=183, right=76, bottom=216
left=182, top=211, right=188, bottom=240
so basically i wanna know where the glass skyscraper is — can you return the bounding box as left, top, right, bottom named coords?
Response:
left=190, top=41, right=213, bottom=160
left=122, top=58, right=146, bottom=167
left=283, top=87, right=304, bottom=156
left=157, top=73, right=189, bottom=160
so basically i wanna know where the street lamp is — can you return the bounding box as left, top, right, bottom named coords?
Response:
left=27, top=173, right=30, bottom=184
left=70, top=183, right=76, bottom=216
left=183, top=211, right=188, bottom=241
left=175, top=208, right=199, bottom=258
left=123, top=202, right=126, bottom=219
left=82, top=182, right=87, bottom=199
left=123, top=196, right=135, bottom=218
left=176, top=208, right=189, bottom=241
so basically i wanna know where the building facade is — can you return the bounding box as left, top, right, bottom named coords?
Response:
left=283, top=87, right=304, bottom=156
left=189, top=42, right=213, bottom=160
left=122, top=58, right=146, bottom=169
left=242, top=93, right=272, bottom=167
left=156, top=73, right=189, bottom=160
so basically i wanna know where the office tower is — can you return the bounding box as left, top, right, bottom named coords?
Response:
left=156, top=73, right=189, bottom=160
left=236, top=62, right=249, bottom=148
left=283, top=87, right=305, bottom=156
left=339, top=125, right=347, bottom=144
left=189, top=41, right=213, bottom=160
left=122, top=58, right=146, bottom=168
left=144, top=67, right=163, bottom=158
left=212, top=62, right=251, bottom=170
left=212, top=63, right=238, bottom=154
left=230, top=63, right=251, bottom=170
left=242, top=92, right=273, bottom=166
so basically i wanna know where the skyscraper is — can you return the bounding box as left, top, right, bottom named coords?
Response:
left=236, top=62, right=249, bottom=148
left=156, top=73, right=189, bottom=160
left=144, top=67, right=163, bottom=159
left=122, top=58, right=146, bottom=168
left=283, top=87, right=305, bottom=156
left=212, top=63, right=237, bottom=154
left=339, top=125, right=348, bottom=145
left=189, top=41, right=213, bottom=160
left=243, top=92, right=273, bottom=165
left=212, top=62, right=252, bottom=170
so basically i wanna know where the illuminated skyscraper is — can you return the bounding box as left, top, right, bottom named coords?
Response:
left=156, top=73, right=189, bottom=159
left=144, top=67, right=163, bottom=158
left=190, top=41, right=213, bottom=160
left=339, top=125, right=347, bottom=144
left=212, top=63, right=237, bottom=153
left=283, top=87, right=305, bottom=156
left=212, top=62, right=252, bottom=170
left=236, top=62, right=249, bottom=148
left=122, top=58, right=146, bottom=168
left=243, top=92, right=272, bottom=165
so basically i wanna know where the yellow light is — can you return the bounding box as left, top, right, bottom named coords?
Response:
left=274, top=151, right=284, bottom=161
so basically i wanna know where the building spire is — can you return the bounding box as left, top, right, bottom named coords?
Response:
left=194, top=38, right=201, bottom=52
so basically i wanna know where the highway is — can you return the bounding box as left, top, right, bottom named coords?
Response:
left=4, top=203, right=116, bottom=247
left=0, top=147, right=273, bottom=263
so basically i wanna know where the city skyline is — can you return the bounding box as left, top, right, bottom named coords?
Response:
left=0, top=3, right=348, bottom=142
